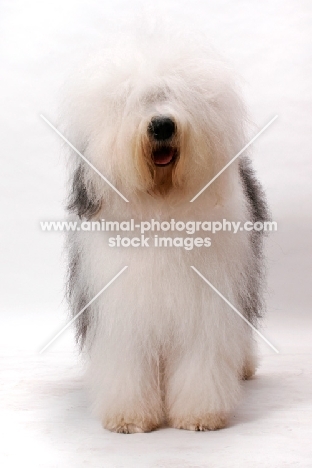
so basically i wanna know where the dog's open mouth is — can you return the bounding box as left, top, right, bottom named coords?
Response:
left=152, top=146, right=177, bottom=166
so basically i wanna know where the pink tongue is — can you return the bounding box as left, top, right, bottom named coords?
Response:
left=153, top=148, right=174, bottom=165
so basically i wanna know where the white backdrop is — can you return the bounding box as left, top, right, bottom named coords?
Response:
left=1, top=1, right=311, bottom=466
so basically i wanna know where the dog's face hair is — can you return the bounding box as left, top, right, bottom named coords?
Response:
left=62, top=36, right=247, bottom=204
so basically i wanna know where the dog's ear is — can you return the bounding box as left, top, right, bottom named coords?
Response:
left=67, top=164, right=102, bottom=219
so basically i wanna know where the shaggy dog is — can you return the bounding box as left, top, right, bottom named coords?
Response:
left=63, top=30, right=269, bottom=433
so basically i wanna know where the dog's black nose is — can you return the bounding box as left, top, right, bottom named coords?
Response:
left=148, top=116, right=176, bottom=141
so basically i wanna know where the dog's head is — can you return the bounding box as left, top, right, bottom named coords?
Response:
left=63, top=33, right=246, bottom=206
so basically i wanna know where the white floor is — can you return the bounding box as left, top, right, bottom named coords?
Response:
left=1, top=314, right=312, bottom=468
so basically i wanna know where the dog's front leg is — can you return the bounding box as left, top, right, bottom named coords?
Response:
left=165, top=332, right=244, bottom=431
left=87, top=341, right=164, bottom=434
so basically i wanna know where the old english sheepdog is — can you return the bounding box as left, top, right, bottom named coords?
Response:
left=63, top=30, right=269, bottom=433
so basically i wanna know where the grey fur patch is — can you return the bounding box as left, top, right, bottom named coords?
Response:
left=239, top=157, right=269, bottom=230
left=67, top=164, right=102, bottom=219
left=66, top=234, right=90, bottom=348
left=66, top=164, right=102, bottom=348
left=238, top=156, right=270, bottom=323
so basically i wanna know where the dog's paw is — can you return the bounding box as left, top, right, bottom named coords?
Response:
left=103, top=417, right=158, bottom=434
left=170, top=413, right=227, bottom=431
left=113, top=423, right=145, bottom=434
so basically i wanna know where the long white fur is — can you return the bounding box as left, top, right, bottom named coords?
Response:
left=63, top=28, right=258, bottom=433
